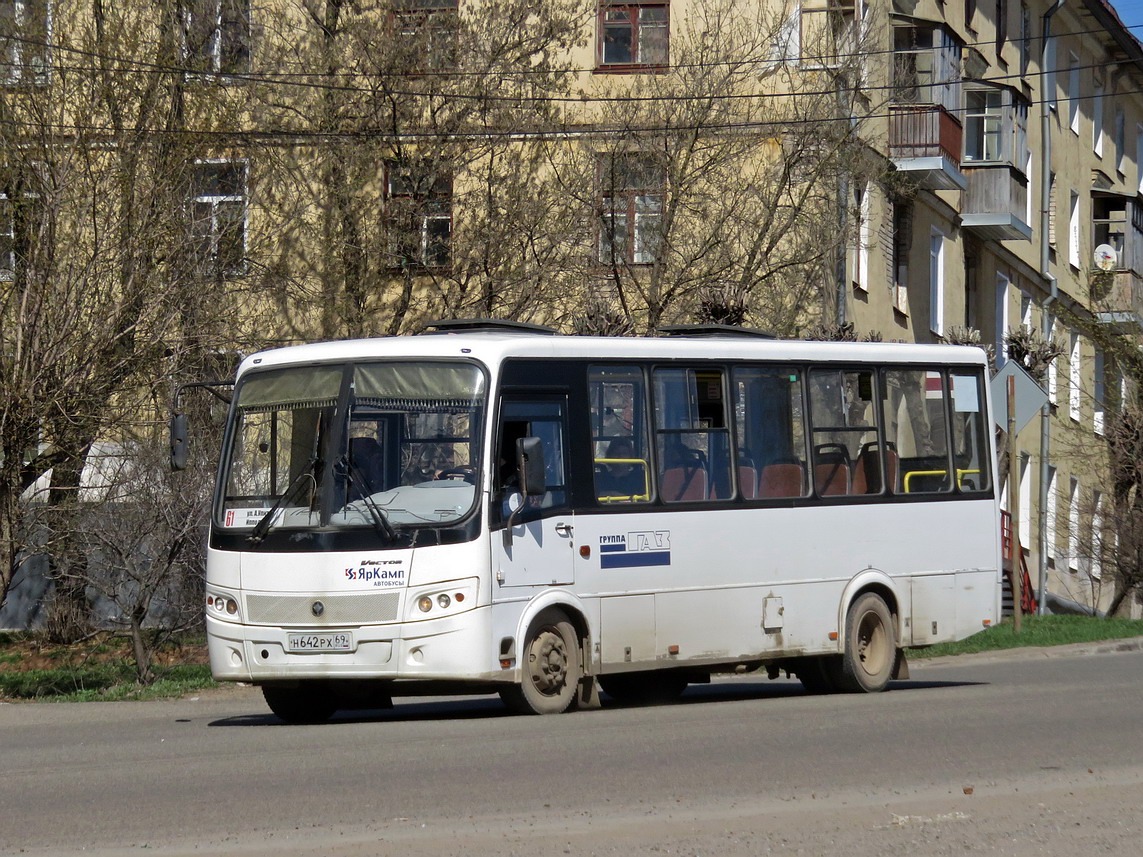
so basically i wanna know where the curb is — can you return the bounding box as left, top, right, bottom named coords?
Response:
left=914, top=636, right=1143, bottom=668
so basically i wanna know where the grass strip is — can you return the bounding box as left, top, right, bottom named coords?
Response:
left=0, top=664, right=216, bottom=702
left=911, top=614, right=1143, bottom=659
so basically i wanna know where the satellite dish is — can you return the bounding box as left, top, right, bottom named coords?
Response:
left=1094, top=244, right=1119, bottom=271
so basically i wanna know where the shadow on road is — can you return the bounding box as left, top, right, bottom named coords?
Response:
left=207, top=676, right=986, bottom=727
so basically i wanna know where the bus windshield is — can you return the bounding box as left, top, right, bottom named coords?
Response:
left=218, top=361, right=485, bottom=533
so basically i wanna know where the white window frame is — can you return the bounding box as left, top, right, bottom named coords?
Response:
left=1091, top=489, right=1103, bottom=580
left=1018, top=451, right=1031, bottom=548
left=190, top=159, right=248, bottom=279
left=1068, top=189, right=1080, bottom=269
left=0, top=191, right=13, bottom=280
left=1067, top=475, right=1080, bottom=572
left=995, top=272, right=1010, bottom=367
left=1115, top=106, right=1126, bottom=174
left=1069, top=329, right=1081, bottom=422
left=1137, top=123, right=1143, bottom=195
left=853, top=181, right=870, bottom=292
left=1093, top=80, right=1104, bottom=157
left=929, top=227, right=944, bottom=336
left=1094, top=347, right=1105, bottom=434
left=1020, top=289, right=1032, bottom=331
left=1, top=0, right=50, bottom=85
left=1045, top=464, right=1057, bottom=563
left=1047, top=314, right=1058, bottom=404
left=183, top=0, right=250, bottom=76
left=1068, top=53, right=1080, bottom=134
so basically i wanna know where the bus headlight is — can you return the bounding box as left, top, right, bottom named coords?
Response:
left=405, top=578, right=478, bottom=621
left=206, top=591, right=241, bottom=622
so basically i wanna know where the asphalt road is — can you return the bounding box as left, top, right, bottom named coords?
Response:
left=3, top=643, right=1143, bottom=857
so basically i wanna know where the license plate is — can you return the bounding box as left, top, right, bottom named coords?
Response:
left=286, top=631, right=354, bottom=652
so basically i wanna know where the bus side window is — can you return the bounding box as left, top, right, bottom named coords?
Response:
left=883, top=368, right=952, bottom=494
left=808, top=369, right=879, bottom=497
left=653, top=368, right=732, bottom=502
left=732, top=367, right=808, bottom=499
left=589, top=366, right=652, bottom=503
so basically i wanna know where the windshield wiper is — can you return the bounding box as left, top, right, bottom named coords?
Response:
left=247, top=457, right=319, bottom=546
left=338, top=456, right=397, bottom=542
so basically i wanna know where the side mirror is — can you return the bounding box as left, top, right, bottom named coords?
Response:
left=170, top=413, right=188, bottom=471
left=516, top=436, right=546, bottom=496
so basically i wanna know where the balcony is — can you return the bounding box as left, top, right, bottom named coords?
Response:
left=1093, top=270, right=1143, bottom=331
left=960, top=165, right=1032, bottom=241
left=889, top=106, right=966, bottom=191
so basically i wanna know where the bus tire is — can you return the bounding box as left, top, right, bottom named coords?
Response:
left=262, top=683, right=339, bottom=724
left=795, top=656, right=838, bottom=694
left=832, top=592, right=896, bottom=693
left=500, top=609, right=581, bottom=715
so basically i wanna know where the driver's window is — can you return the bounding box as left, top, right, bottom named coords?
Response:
left=495, top=398, right=568, bottom=520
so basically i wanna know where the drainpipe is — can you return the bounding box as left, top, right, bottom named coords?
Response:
left=1037, top=0, right=1065, bottom=615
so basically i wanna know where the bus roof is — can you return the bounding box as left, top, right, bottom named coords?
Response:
left=235, top=332, right=990, bottom=380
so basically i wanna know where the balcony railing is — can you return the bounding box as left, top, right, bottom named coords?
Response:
left=1094, top=271, right=1143, bottom=330
left=889, top=105, right=963, bottom=165
left=960, top=165, right=1032, bottom=241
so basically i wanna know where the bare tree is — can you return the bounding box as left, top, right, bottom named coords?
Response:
left=0, top=2, right=253, bottom=617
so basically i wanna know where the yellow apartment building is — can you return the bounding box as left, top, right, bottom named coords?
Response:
left=3, top=0, right=1143, bottom=617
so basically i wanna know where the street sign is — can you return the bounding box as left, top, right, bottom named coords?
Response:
left=990, top=360, right=1048, bottom=433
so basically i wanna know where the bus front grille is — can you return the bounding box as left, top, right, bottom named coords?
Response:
left=245, top=592, right=400, bottom=626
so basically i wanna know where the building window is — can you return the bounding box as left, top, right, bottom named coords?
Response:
left=1068, top=53, right=1080, bottom=134
left=929, top=227, right=944, bottom=336
left=1068, top=329, right=1081, bottom=422
left=598, top=2, right=668, bottom=69
left=963, top=86, right=1027, bottom=167
left=189, top=161, right=247, bottom=279
left=891, top=24, right=961, bottom=113
left=890, top=200, right=911, bottom=314
left=394, top=0, right=459, bottom=71
left=0, top=0, right=49, bottom=84
left=1045, top=464, right=1057, bottom=563
left=1019, top=2, right=1030, bottom=78
left=995, top=0, right=1007, bottom=51
left=1115, top=107, right=1126, bottom=174
left=995, top=272, right=1009, bottom=366
left=184, top=0, right=250, bottom=75
left=1047, top=314, right=1058, bottom=403
left=1093, top=80, right=1104, bottom=157
left=1067, top=476, right=1080, bottom=572
left=598, top=153, right=665, bottom=266
left=1137, top=124, right=1143, bottom=194
left=852, top=182, right=870, bottom=292
left=1068, top=189, right=1080, bottom=269
left=799, top=0, right=860, bottom=69
left=1094, top=348, right=1106, bottom=434
left=384, top=165, right=452, bottom=269
left=1091, top=490, right=1103, bottom=579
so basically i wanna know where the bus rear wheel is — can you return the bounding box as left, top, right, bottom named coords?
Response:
left=262, top=683, right=339, bottom=724
left=832, top=593, right=896, bottom=693
left=500, top=609, right=582, bottom=715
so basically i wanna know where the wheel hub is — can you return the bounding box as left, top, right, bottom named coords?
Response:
left=528, top=630, right=568, bottom=694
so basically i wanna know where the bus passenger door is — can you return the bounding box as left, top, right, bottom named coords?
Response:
left=491, top=395, right=575, bottom=590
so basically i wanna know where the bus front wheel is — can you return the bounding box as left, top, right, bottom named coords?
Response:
left=832, top=593, right=896, bottom=693
left=262, top=683, right=339, bottom=724
left=500, top=609, right=582, bottom=715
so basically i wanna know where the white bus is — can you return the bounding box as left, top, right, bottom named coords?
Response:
left=203, top=320, right=1001, bottom=722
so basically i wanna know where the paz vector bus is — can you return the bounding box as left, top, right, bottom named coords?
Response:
left=188, top=320, right=1001, bottom=723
